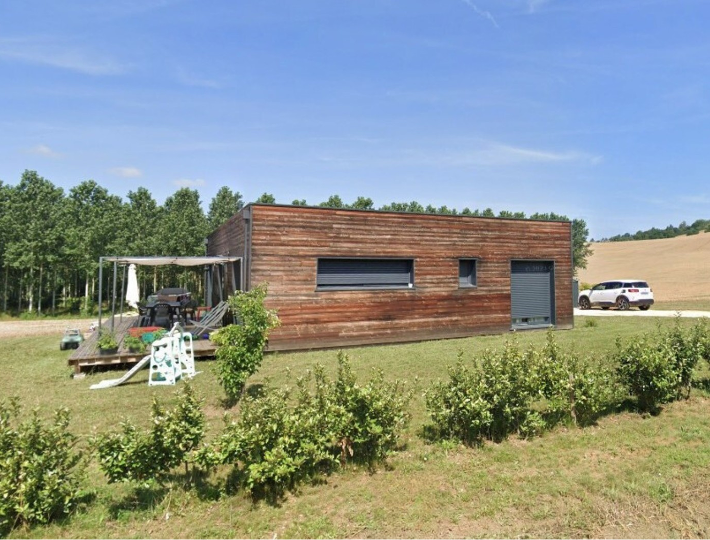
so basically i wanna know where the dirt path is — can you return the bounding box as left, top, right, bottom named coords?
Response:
left=574, top=308, right=710, bottom=318
left=0, top=319, right=97, bottom=339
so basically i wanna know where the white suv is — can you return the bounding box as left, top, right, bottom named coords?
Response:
left=578, top=280, right=654, bottom=311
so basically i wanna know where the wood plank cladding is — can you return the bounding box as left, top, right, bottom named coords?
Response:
left=208, top=204, right=574, bottom=351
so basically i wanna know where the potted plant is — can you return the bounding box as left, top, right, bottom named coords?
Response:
left=124, top=335, right=146, bottom=354
left=96, top=329, right=119, bottom=355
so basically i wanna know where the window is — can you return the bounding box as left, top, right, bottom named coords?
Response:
left=317, top=258, right=414, bottom=290
left=459, top=259, right=477, bottom=288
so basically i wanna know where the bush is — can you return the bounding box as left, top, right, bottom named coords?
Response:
left=93, top=383, right=205, bottom=486
left=425, top=339, right=541, bottom=444
left=660, top=317, right=704, bottom=399
left=197, top=353, right=412, bottom=498
left=0, top=398, right=84, bottom=535
left=425, top=332, right=622, bottom=445
left=614, top=335, right=678, bottom=413
left=213, top=283, right=280, bottom=403
left=535, top=331, right=620, bottom=426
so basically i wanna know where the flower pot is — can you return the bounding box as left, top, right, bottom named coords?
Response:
left=98, top=347, right=118, bottom=356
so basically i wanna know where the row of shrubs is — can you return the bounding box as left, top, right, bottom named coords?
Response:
left=2, top=318, right=709, bottom=534
left=426, top=318, right=710, bottom=445
left=0, top=353, right=412, bottom=535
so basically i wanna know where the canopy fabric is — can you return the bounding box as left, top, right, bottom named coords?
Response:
left=102, top=256, right=240, bottom=266
left=125, top=264, right=140, bottom=309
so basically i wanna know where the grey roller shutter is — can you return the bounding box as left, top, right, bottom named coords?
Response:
left=511, top=261, right=554, bottom=327
left=317, top=259, right=413, bottom=288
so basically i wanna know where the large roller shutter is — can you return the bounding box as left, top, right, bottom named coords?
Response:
left=511, top=261, right=555, bottom=328
left=317, top=258, right=414, bottom=289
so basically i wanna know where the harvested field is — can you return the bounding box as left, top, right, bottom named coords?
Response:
left=578, top=231, right=710, bottom=302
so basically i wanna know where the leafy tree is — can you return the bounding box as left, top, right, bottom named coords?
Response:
left=349, top=196, right=374, bottom=210
left=319, top=194, right=344, bottom=208
left=255, top=193, right=276, bottom=204
left=64, top=180, right=124, bottom=312
left=160, top=188, right=208, bottom=257
left=123, top=187, right=162, bottom=256
left=291, top=199, right=307, bottom=206
left=530, top=212, right=592, bottom=273
left=208, top=186, right=243, bottom=231
left=3, top=171, right=65, bottom=313
left=481, top=208, right=495, bottom=217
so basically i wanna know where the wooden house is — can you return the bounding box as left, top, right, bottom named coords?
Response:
left=207, top=204, right=574, bottom=351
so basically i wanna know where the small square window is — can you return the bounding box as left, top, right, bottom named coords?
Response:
left=459, top=259, right=477, bottom=288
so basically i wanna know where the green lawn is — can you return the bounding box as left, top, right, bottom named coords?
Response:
left=4, top=316, right=710, bottom=538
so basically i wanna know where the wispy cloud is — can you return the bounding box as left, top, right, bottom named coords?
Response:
left=679, top=193, right=710, bottom=205
left=109, top=166, right=143, bottom=178
left=527, top=0, right=550, bottom=13
left=446, top=142, right=602, bottom=166
left=27, top=144, right=62, bottom=158
left=0, top=38, right=127, bottom=75
left=173, top=178, right=206, bottom=188
left=175, top=67, right=221, bottom=89
left=460, top=0, right=500, bottom=28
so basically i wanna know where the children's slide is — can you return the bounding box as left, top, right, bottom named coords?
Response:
left=90, top=355, right=152, bottom=390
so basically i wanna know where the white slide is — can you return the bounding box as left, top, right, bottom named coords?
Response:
left=90, top=355, right=152, bottom=390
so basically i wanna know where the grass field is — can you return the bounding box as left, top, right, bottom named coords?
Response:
left=4, top=315, right=710, bottom=538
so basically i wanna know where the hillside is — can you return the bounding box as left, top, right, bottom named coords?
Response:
left=578, top=231, right=710, bottom=302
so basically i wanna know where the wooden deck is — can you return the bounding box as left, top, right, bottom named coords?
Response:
left=68, top=315, right=218, bottom=374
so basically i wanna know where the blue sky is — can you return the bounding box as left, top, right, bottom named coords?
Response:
left=1, top=0, right=709, bottom=240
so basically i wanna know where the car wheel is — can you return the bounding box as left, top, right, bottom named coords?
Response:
left=59, top=343, right=66, bottom=351
left=616, top=296, right=630, bottom=311
left=639, top=305, right=651, bottom=311
left=579, top=297, right=591, bottom=310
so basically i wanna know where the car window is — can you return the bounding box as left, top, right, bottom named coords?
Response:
left=592, top=283, right=605, bottom=291
left=632, top=281, right=649, bottom=288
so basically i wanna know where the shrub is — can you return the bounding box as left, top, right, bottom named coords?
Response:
left=0, top=398, right=84, bottom=535
left=614, top=335, right=678, bottom=413
left=535, top=331, right=620, bottom=426
left=213, top=283, right=280, bottom=403
left=660, top=317, right=704, bottom=399
left=425, top=339, right=541, bottom=444
left=425, top=332, right=622, bottom=445
left=198, top=353, right=412, bottom=498
left=93, top=383, right=204, bottom=486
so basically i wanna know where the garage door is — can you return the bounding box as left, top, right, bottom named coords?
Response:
left=511, top=261, right=555, bottom=328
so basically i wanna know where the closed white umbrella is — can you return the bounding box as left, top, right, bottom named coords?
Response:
left=126, top=264, right=140, bottom=309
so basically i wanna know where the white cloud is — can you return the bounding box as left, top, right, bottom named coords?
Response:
left=0, top=38, right=127, bottom=75
left=173, top=178, right=206, bottom=188
left=460, top=0, right=500, bottom=28
left=175, top=67, right=221, bottom=89
left=679, top=194, right=710, bottom=205
left=109, top=167, right=143, bottom=178
left=527, top=0, right=550, bottom=13
left=27, top=144, right=62, bottom=158
left=447, top=142, right=602, bottom=166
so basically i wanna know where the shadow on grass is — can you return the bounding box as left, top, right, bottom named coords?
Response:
left=218, top=382, right=265, bottom=409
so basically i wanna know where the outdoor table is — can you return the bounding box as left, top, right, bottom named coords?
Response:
left=144, top=301, right=186, bottom=328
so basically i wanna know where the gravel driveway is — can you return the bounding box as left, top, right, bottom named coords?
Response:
left=0, top=319, right=97, bottom=339
left=574, top=308, right=710, bottom=318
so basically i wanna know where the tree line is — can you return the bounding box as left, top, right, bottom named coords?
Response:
left=0, top=170, right=591, bottom=316
left=602, top=218, right=710, bottom=242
